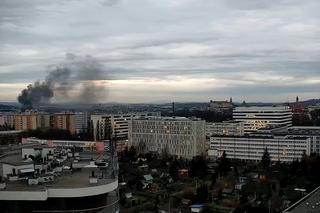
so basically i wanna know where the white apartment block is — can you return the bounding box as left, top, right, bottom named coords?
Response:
left=129, top=117, right=206, bottom=159
left=210, top=136, right=310, bottom=162
left=206, top=121, right=244, bottom=137
left=288, top=126, right=320, bottom=155
left=233, top=106, right=292, bottom=133
left=91, top=112, right=159, bottom=141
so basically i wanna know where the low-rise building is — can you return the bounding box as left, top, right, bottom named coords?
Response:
left=287, top=126, right=320, bottom=155
left=0, top=140, right=119, bottom=213
left=209, top=135, right=310, bottom=162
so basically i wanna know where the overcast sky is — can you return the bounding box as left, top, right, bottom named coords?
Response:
left=0, top=0, right=319, bottom=103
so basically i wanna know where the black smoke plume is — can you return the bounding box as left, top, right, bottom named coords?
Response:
left=17, top=54, right=107, bottom=109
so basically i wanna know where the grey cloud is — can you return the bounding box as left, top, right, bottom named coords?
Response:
left=0, top=0, right=320, bottom=102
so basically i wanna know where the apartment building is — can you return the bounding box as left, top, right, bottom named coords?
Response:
left=52, top=112, right=75, bottom=134
left=74, top=112, right=88, bottom=133
left=0, top=113, right=15, bottom=128
left=129, top=116, right=206, bottom=159
left=14, top=111, right=50, bottom=130
left=91, top=112, right=159, bottom=141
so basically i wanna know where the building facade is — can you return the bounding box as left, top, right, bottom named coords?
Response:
left=233, top=106, right=292, bottom=133
left=0, top=113, right=15, bottom=129
left=206, top=121, right=244, bottom=137
left=52, top=112, right=76, bottom=134
left=208, top=98, right=233, bottom=112
left=210, top=136, right=310, bottom=162
left=14, top=111, right=50, bottom=131
left=129, top=117, right=206, bottom=159
left=75, top=112, right=88, bottom=134
left=287, top=126, right=320, bottom=155
left=91, top=112, right=159, bottom=141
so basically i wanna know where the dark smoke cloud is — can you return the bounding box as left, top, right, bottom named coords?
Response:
left=17, top=54, right=108, bottom=108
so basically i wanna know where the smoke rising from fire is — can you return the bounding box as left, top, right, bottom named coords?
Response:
left=17, top=54, right=107, bottom=108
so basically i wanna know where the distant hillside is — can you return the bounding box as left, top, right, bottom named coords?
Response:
left=301, top=99, right=320, bottom=106
left=0, top=103, right=19, bottom=112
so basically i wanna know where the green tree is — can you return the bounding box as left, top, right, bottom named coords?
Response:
left=128, top=146, right=137, bottom=161
left=201, top=205, right=213, bottom=213
left=218, top=151, right=230, bottom=176
left=189, top=156, right=207, bottom=178
left=169, top=159, right=179, bottom=180
left=261, top=147, right=271, bottom=169
left=196, top=184, right=209, bottom=203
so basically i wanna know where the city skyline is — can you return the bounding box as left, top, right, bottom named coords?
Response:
left=0, top=0, right=320, bottom=103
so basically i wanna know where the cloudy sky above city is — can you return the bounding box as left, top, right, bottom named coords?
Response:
left=0, top=0, right=319, bottom=103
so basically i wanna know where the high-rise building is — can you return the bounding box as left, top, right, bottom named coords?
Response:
left=14, top=111, right=50, bottom=130
left=91, top=112, right=160, bottom=141
left=52, top=112, right=75, bottom=134
left=233, top=106, right=292, bottom=133
left=206, top=121, right=244, bottom=137
left=129, top=116, right=206, bottom=159
left=74, top=112, right=88, bottom=134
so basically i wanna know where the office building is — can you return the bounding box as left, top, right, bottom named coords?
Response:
left=14, top=111, right=50, bottom=130
left=91, top=112, right=159, bottom=141
left=52, top=112, right=76, bottom=134
left=129, top=116, right=206, bottom=159
left=209, top=135, right=310, bottom=162
left=206, top=121, right=244, bottom=137
left=233, top=106, right=292, bottom=133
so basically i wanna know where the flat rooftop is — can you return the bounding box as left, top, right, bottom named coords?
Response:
left=0, top=148, right=117, bottom=192
left=283, top=186, right=320, bottom=213
left=234, top=106, right=291, bottom=111
left=3, top=169, right=115, bottom=192
left=133, top=116, right=202, bottom=121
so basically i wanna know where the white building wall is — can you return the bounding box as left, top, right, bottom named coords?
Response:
left=206, top=122, right=244, bottom=137
left=91, top=112, right=160, bottom=141
left=1, top=163, right=34, bottom=178
left=129, top=117, right=206, bottom=159
left=287, top=126, right=320, bottom=155
left=210, top=136, right=310, bottom=162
